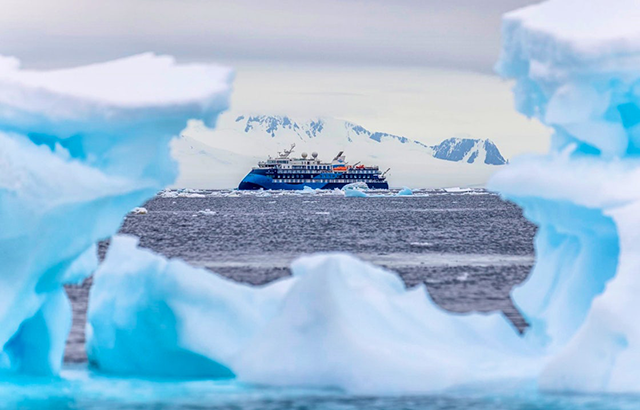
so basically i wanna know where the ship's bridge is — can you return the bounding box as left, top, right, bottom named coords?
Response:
left=254, top=144, right=385, bottom=177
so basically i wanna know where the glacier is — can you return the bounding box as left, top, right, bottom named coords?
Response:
left=0, top=53, right=232, bottom=376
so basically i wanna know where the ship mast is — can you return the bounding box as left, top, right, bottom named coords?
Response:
left=278, top=143, right=295, bottom=158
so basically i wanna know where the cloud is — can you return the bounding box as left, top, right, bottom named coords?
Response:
left=0, top=0, right=541, bottom=71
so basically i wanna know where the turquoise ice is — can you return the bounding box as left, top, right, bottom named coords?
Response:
left=490, top=0, right=640, bottom=392
left=0, top=53, right=232, bottom=376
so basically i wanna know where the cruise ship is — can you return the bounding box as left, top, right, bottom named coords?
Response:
left=238, top=144, right=389, bottom=190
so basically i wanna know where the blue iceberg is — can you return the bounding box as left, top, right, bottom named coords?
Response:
left=490, top=0, right=640, bottom=393
left=0, top=53, right=232, bottom=376
left=88, top=236, right=540, bottom=394
left=397, top=187, right=413, bottom=196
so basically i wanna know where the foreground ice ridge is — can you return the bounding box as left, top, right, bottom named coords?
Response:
left=88, top=236, right=541, bottom=393
left=0, top=53, right=232, bottom=376
left=490, top=0, right=640, bottom=393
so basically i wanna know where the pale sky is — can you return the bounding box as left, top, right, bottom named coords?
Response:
left=0, top=0, right=550, bottom=157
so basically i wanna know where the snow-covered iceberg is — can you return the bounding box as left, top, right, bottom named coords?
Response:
left=88, top=236, right=540, bottom=393
left=490, top=0, right=640, bottom=393
left=0, top=53, right=231, bottom=376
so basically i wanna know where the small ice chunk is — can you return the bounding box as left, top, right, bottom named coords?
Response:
left=198, top=209, right=216, bottom=215
left=342, top=182, right=369, bottom=198
left=397, top=187, right=413, bottom=196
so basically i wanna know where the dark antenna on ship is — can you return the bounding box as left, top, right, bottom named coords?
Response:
left=382, top=168, right=391, bottom=177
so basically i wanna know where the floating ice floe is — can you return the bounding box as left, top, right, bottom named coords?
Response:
left=159, top=189, right=208, bottom=198
left=444, top=187, right=472, bottom=193
left=342, top=182, right=369, bottom=198
left=300, top=186, right=319, bottom=194
left=0, top=53, right=231, bottom=376
left=156, top=187, right=460, bottom=198
left=397, top=187, right=413, bottom=196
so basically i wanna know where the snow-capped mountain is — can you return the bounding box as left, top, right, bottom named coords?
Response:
left=231, top=115, right=506, bottom=165
left=431, top=138, right=507, bottom=165
left=172, top=113, right=508, bottom=188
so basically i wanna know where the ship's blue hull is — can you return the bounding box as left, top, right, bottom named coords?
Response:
left=238, top=170, right=389, bottom=190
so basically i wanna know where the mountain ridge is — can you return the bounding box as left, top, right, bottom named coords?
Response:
left=232, top=115, right=506, bottom=165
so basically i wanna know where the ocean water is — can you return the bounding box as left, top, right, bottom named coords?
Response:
left=31, top=189, right=638, bottom=409
left=65, top=189, right=535, bottom=362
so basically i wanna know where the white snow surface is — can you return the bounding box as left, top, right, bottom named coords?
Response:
left=499, top=0, right=640, bottom=71
left=0, top=53, right=232, bottom=108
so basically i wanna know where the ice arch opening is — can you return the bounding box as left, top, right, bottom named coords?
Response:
left=503, top=197, right=620, bottom=349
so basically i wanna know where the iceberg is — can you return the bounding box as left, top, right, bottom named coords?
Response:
left=88, top=236, right=541, bottom=393
left=131, top=207, right=148, bottom=215
left=397, top=187, right=413, bottom=196
left=342, top=182, right=369, bottom=198
left=87, top=235, right=291, bottom=378
left=0, top=53, right=232, bottom=376
left=490, top=0, right=640, bottom=392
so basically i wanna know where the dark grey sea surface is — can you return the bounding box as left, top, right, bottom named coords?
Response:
left=64, top=189, right=536, bottom=363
